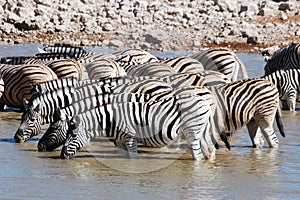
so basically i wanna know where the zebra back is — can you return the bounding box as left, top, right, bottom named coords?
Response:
left=0, top=64, right=58, bottom=108
left=113, top=48, right=159, bottom=70
left=191, top=47, right=248, bottom=81
left=85, top=58, right=126, bottom=80
left=0, top=56, right=34, bottom=65
left=264, top=43, right=300, bottom=75
left=126, top=62, right=177, bottom=77
left=162, top=56, right=204, bottom=74
left=42, top=45, right=86, bottom=59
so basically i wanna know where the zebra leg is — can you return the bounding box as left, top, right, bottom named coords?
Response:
left=186, top=133, right=204, bottom=160
left=123, top=135, right=139, bottom=159
left=258, top=121, right=279, bottom=148
left=203, top=122, right=216, bottom=160
left=246, top=119, right=264, bottom=148
left=287, top=94, right=296, bottom=111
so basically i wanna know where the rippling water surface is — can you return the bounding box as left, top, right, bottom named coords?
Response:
left=0, top=44, right=299, bottom=199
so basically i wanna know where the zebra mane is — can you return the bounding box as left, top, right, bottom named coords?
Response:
left=269, top=43, right=297, bottom=61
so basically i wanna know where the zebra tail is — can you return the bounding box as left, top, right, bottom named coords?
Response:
left=233, top=53, right=249, bottom=79
left=275, top=109, right=285, bottom=137
left=220, top=132, right=231, bottom=150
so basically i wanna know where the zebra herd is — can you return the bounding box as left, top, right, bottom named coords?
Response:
left=1, top=42, right=300, bottom=161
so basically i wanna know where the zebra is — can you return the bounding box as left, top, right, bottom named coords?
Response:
left=38, top=86, right=217, bottom=154
left=16, top=71, right=228, bottom=143
left=0, top=76, right=4, bottom=99
left=0, top=63, right=57, bottom=109
left=41, top=44, right=86, bottom=58
left=24, top=58, right=83, bottom=80
left=263, top=43, right=300, bottom=75
left=190, top=47, right=248, bottom=81
left=262, top=69, right=300, bottom=111
left=162, top=56, right=204, bottom=74
left=14, top=77, right=174, bottom=142
left=85, top=58, right=126, bottom=80
left=58, top=93, right=213, bottom=160
left=208, top=78, right=285, bottom=149
left=0, top=56, right=34, bottom=65
left=113, top=48, right=159, bottom=70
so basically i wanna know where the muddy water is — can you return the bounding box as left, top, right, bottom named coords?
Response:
left=0, top=44, right=300, bottom=199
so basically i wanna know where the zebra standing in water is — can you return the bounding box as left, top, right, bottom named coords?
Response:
left=208, top=78, right=285, bottom=149
left=14, top=77, right=174, bottom=142
left=263, top=43, right=300, bottom=75
left=262, top=69, right=300, bottom=111
left=38, top=86, right=217, bottom=154
left=58, top=93, right=213, bottom=160
left=0, top=63, right=58, bottom=109
left=191, top=47, right=248, bottom=81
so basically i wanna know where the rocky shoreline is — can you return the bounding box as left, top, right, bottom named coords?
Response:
left=1, top=0, right=300, bottom=53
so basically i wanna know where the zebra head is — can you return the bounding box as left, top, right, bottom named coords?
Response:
left=60, top=116, right=88, bottom=159
left=14, top=98, right=43, bottom=142
left=37, top=108, right=69, bottom=152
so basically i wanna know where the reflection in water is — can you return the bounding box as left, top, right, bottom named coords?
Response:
left=0, top=45, right=300, bottom=199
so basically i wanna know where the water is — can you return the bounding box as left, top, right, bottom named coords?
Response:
left=0, top=44, right=300, bottom=199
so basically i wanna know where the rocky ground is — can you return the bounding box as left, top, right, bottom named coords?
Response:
left=0, top=0, right=300, bottom=53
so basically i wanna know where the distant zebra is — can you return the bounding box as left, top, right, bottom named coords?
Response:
left=59, top=93, right=212, bottom=160
left=264, top=43, right=300, bottom=75
left=162, top=56, right=204, bottom=74
left=85, top=58, right=126, bottom=80
left=0, top=76, right=4, bottom=99
left=39, top=44, right=87, bottom=60
left=0, top=64, right=57, bottom=109
left=25, top=58, right=83, bottom=80
left=113, top=48, right=159, bottom=70
left=191, top=47, right=248, bottom=81
left=209, top=78, right=285, bottom=149
left=263, top=69, right=300, bottom=111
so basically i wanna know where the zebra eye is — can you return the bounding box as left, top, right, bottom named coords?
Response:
left=30, top=118, right=36, bottom=122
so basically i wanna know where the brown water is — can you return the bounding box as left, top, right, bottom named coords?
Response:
left=0, top=44, right=299, bottom=199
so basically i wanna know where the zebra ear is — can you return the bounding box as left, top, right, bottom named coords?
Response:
left=23, top=98, right=29, bottom=109
left=33, top=103, right=41, bottom=113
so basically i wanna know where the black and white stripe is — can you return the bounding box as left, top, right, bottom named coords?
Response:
left=191, top=47, right=248, bottom=81
left=263, top=69, right=300, bottom=111
left=264, top=43, right=300, bottom=75
left=208, top=78, right=285, bottom=149
left=60, top=93, right=212, bottom=160
left=0, top=63, right=58, bottom=109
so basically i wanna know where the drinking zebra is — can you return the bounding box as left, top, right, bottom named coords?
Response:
left=38, top=44, right=87, bottom=60
left=0, top=63, right=57, bottom=109
left=264, top=43, right=300, bottom=75
left=14, top=77, right=174, bottom=142
left=191, top=47, right=248, bottom=81
left=38, top=86, right=217, bottom=154
left=262, top=69, right=300, bottom=111
left=209, top=78, right=285, bottom=149
left=59, top=93, right=213, bottom=160
left=15, top=72, right=228, bottom=143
